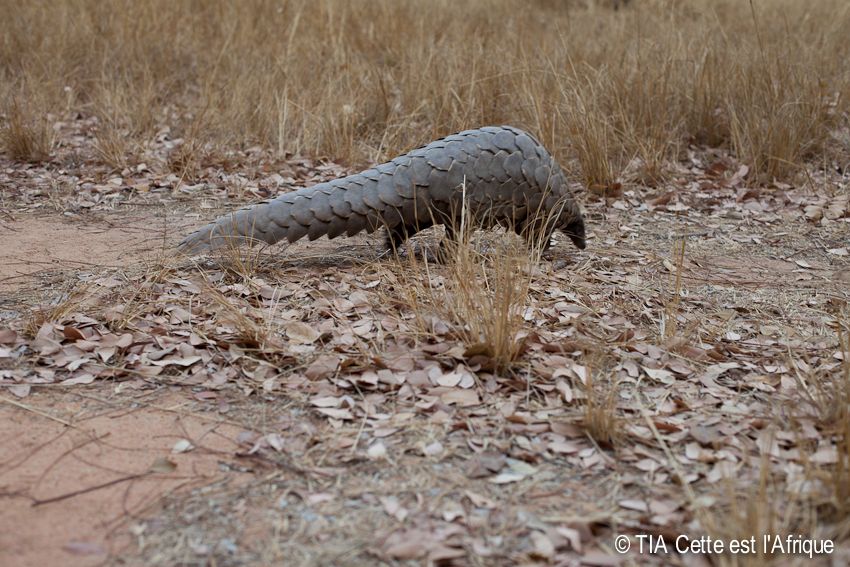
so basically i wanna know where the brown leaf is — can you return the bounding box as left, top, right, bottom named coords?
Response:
left=305, top=355, right=340, bottom=380
left=648, top=191, right=675, bottom=207
left=440, top=389, right=479, bottom=407
left=311, top=396, right=342, bottom=408
left=284, top=321, right=321, bottom=344
left=689, top=425, right=718, bottom=446
left=62, top=326, right=86, bottom=341
left=550, top=421, right=584, bottom=438
left=465, top=490, right=496, bottom=508
left=548, top=440, right=580, bottom=454
left=428, top=546, right=466, bottom=561
left=436, top=370, right=463, bottom=387
left=386, top=354, right=415, bottom=372
left=149, top=356, right=202, bottom=367
left=385, top=534, right=429, bottom=559
left=96, top=346, right=116, bottom=362
left=62, top=373, right=96, bottom=386
left=466, top=452, right=506, bottom=478
left=0, top=329, right=18, bottom=344
left=168, top=307, right=192, bottom=323
left=316, top=407, right=353, bottom=420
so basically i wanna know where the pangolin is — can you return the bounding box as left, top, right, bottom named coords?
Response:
left=178, top=126, right=586, bottom=255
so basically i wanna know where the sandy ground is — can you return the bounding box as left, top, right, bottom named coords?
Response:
left=0, top=212, right=212, bottom=567
left=0, top=385, right=248, bottom=567
left=0, top=211, right=392, bottom=566
left=0, top=212, right=189, bottom=294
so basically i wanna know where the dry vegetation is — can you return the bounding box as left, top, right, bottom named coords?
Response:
left=2, top=0, right=849, bottom=179
left=1, top=0, right=850, bottom=565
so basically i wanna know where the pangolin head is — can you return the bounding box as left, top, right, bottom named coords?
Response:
left=561, top=214, right=586, bottom=249
left=550, top=196, right=586, bottom=250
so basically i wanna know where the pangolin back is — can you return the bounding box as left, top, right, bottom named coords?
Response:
left=178, top=126, right=586, bottom=254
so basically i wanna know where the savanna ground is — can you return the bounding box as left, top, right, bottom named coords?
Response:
left=1, top=1, right=849, bottom=565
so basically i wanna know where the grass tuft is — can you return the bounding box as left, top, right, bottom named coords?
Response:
left=389, top=200, right=545, bottom=373
left=2, top=97, right=54, bottom=163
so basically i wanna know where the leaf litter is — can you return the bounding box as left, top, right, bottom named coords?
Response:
left=0, top=118, right=849, bottom=565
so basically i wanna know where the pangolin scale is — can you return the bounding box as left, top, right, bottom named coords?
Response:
left=178, top=126, right=586, bottom=255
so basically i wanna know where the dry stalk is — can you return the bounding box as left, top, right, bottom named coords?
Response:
left=389, top=190, right=545, bottom=373
left=580, top=359, right=622, bottom=448
left=662, top=238, right=686, bottom=340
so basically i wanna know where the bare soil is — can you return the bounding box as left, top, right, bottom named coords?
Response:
left=0, top=387, right=245, bottom=567
left=0, top=213, right=175, bottom=293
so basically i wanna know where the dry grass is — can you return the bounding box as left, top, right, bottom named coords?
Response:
left=810, top=315, right=850, bottom=539
left=580, top=363, right=622, bottom=448
left=702, top=459, right=810, bottom=567
left=2, top=0, right=848, bottom=181
left=208, top=239, right=267, bottom=285
left=206, top=285, right=283, bottom=352
left=24, top=284, right=94, bottom=338
left=833, top=318, right=850, bottom=517
left=698, top=315, right=850, bottom=565
left=662, top=238, right=687, bottom=339
left=386, top=194, right=548, bottom=373
left=391, top=229, right=537, bottom=373
left=1, top=97, right=54, bottom=163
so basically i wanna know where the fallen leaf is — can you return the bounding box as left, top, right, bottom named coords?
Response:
left=305, top=355, right=340, bottom=380
left=367, top=441, right=388, bottom=459
left=266, top=433, right=285, bottom=452
left=316, top=407, right=353, bottom=420
left=9, top=384, right=30, bottom=398
left=172, top=439, right=194, bottom=453
left=380, top=496, right=408, bottom=521
left=385, top=531, right=429, bottom=559
left=62, top=373, right=95, bottom=386
left=643, top=366, right=675, bottom=384
left=530, top=530, right=555, bottom=559
left=465, top=490, right=496, bottom=508
left=311, top=396, right=341, bottom=408
left=0, top=329, right=18, bottom=344
left=149, top=457, right=177, bottom=473
left=149, top=356, right=202, bottom=367
left=437, top=371, right=463, bottom=387
left=489, top=471, right=526, bottom=484
left=440, top=389, right=479, bottom=407
left=285, top=321, right=321, bottom=344
left=306, top=492, right=334, bottom=505
left=62, top=326, right=86, bottom=341
left=423, top=441, right=444, bottom=456
left=466, top=453, right=506, bottom=478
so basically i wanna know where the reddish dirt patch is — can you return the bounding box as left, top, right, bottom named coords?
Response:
left=0, top=212, right=192, bottom=294
left=0, top=388, right=244, bottom=567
